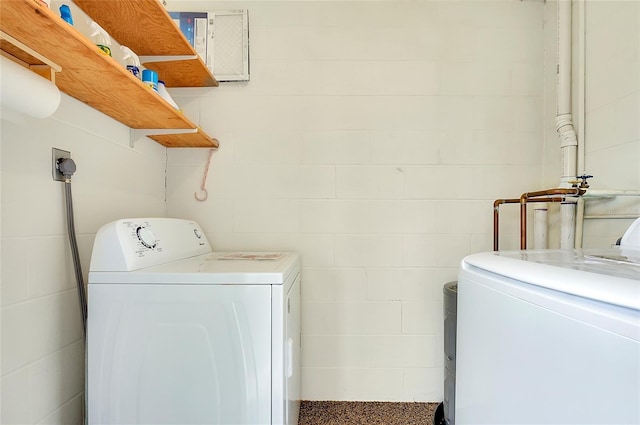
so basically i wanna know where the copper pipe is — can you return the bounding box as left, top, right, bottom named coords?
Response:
left=494, top=197, right=566, bottom=251
left=493, top=199, right=519, bottom=251
left=519, top=188, right=585, bottom=249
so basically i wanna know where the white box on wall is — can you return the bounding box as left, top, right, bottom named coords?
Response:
left=170, top=10, right=249, bottom=82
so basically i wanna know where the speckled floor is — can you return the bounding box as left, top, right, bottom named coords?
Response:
left=298, top=401, right=439, bottom=425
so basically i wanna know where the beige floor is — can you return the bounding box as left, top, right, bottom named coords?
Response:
left=298, top=401, right=439, bottom=425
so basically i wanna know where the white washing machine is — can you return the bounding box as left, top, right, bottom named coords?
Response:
left=87, top=218, right=301, bottom=425
left=456, top=220, right=640, bottom=424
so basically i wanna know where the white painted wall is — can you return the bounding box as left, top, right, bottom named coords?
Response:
left=166, top=0, right=545, bottom=401
left=0, top=95, right=167, bottom=424
left=1, top=0, right=637, bottom=422
left=580, top=0, right=640, bottom=246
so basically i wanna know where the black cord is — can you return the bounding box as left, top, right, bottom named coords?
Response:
left=64, top=180, right=88, bottom=337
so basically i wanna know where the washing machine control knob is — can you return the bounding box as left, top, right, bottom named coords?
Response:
left=136, top=226, right=157, bottom=249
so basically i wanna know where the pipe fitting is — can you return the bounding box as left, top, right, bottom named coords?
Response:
left=556, top=114, right=578, bottom=148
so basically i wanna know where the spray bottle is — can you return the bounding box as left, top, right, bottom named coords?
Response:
left=120, top=46, right=141, bottom=79
left=88, top=20, right=112, bottom=57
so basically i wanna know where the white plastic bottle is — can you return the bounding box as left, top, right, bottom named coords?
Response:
left=88, top=20, right=112, bottom=57
left=120, top=46, right=141, bottom=79
left=157, top=80, right=181, bottom=110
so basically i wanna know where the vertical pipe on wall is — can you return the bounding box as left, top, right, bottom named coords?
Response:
left=556, top=0, right=578, bottom=187
left=575, top=0, right=587, bottom=249
left=575, top=197, right=585, bottom=248
left=534, top=206, right=548, bottom=249
left=557, top=0, right=579, bottom=249
left=561, top=202, right=577, bottom=249
left=576, top=0, right=587, bottom=178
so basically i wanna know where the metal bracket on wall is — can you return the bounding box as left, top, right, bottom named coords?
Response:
left=138, top=55, right=198, bottom=64
left=129, top=128, right=197, bottom=148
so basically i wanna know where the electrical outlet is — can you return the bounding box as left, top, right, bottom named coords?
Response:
left=52, top=148, right=71, bottom=182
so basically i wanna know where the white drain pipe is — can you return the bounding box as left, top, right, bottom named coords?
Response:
left=533, top=207, right=548, bottom=249
left=574, top=0, right=587, bottom=249
left=556, top=0, right=579, bottom=249
left=560, top=201, right=577, bottom=249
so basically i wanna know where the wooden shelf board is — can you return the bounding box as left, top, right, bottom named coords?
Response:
left=1, top=38, right=47, bottom=67
left=150, top=131, right=219, bottom=148
left=142, top=59, right=217, bottom=88
left=0, top=0, right=217, bottom=148
left=74, top=0, right=218, bottom=88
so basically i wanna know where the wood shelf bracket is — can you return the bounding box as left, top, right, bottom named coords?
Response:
left=1, top=30, right=62, bottom=82
left=130, top=128, right=197, bottom=148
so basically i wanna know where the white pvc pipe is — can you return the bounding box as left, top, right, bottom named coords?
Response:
left=534, top=207, right=548, bottom=249
left=577, top=0, right=587, bottom=177
left=584, top=214, right=640, bottom=220
left=574, top=0, right=587, bottom=250
left=575, top=197, right=585, bottom=249
left=583, top=189, right=640, bottom=198
left=556, top=0, right=579, bottom=188
left=557, top=0, right=579, bottom=249
left=557, top=0, right=572, bottom=116
left=561, top=202, right=576, bottom=249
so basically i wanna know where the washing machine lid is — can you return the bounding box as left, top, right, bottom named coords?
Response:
left=89, top=251, right=300, bottom=285
left=462, top=247, right=640, bottom=311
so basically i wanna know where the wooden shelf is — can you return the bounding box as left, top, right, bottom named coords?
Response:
left=0, top=0, right=218, bottom=148
left=1, top=30, right=61, bottom=82
left=74, top=0, right=218, bottom=88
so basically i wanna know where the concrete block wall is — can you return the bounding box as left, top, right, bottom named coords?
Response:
left=166, top=0, right=545, bottom=401
left=0, top=97, right=167, bottom=424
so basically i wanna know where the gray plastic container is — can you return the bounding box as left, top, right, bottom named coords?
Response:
left=443, top=281, right=457, bottom=425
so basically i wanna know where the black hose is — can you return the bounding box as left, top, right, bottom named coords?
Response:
left=64, top=180, right=88, bottom=337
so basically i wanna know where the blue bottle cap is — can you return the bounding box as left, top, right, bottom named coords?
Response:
left=59, top=4, right=73, bottom=25
left=142, top=69, right=159, bottom=91
left=142, top=69, right=159, bottom=84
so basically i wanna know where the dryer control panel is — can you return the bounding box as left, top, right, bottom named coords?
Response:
left=90, top=218, right=212, bottom=272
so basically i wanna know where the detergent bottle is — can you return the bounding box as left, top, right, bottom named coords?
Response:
left=88, top=20, right=112, bottom=56
left=157, top=80, right=181, bottom=110
left=120, top=46, right=141, bottom=79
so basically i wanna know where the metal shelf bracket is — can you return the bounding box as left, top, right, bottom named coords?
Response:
left=129, top=128, right=197, bottom=148
left=138, top=55, right=198, bottom=63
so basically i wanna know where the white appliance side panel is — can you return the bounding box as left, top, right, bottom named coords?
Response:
left=88, top=284, right=271, bottom=425
left=456, top=269, right=640, bottom=425
left=286, top=275, right=302, bottom=425
left=286, top=274, right=301, bottom=425
left=271, top=282, right=285, bottom=425
left=270, top=272, right=301, bottom=425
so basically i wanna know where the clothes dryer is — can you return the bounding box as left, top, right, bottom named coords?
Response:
left=88, top=218, right=301, bottom=425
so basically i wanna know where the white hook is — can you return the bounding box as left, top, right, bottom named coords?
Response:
left=194, top=149, right=214, bottom=202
